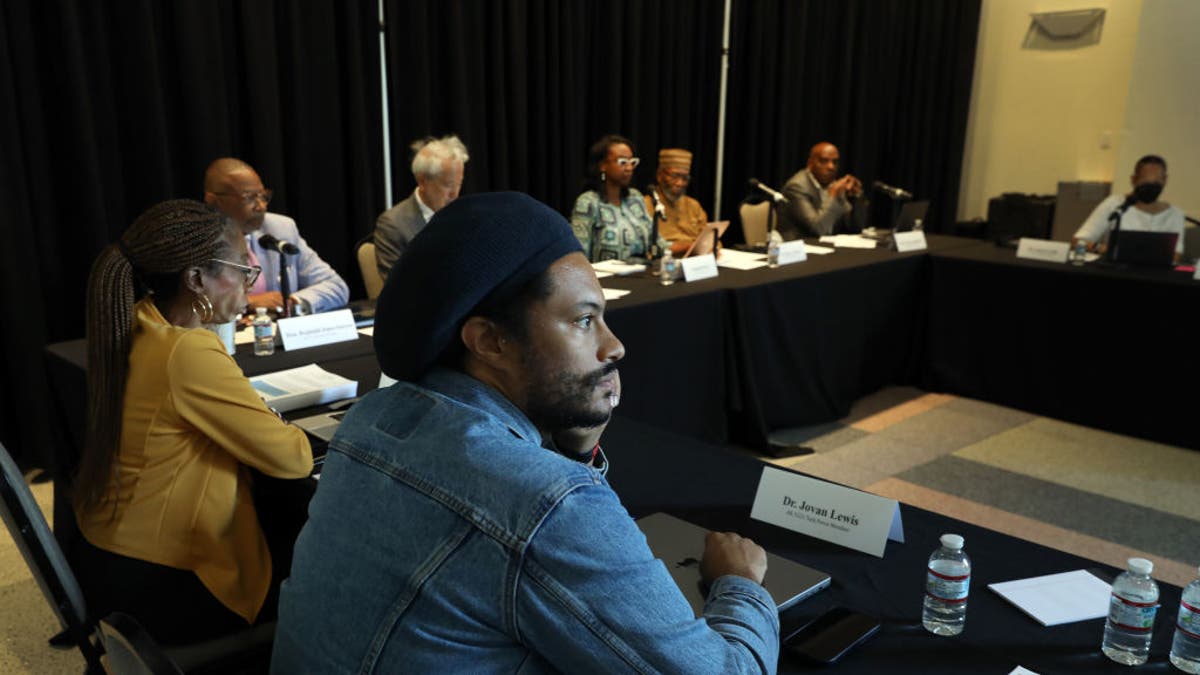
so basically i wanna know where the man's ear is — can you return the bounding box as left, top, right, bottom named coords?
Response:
left=460, top=317, right=512, bottom=369
left=203, top=191, right=218, bottom=208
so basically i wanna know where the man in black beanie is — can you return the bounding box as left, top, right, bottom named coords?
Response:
left=274, top=192, right=779, bottom=673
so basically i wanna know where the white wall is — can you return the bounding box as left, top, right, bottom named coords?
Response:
left=958, top=0, right=1143, bottom=221
left=1115, top=0, right=1200, bottom=218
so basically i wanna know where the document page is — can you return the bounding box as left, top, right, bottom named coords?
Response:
left=988, top=569, right=1111, bottom=626
left=250, top=364, right=358, bottom=413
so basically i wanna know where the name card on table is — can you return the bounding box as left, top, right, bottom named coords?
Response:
left=681, top=253, right=719, bottom=282
left=277, top=309, right=359, bottom=351
left=1016, top=238, right=1070, bottom=263
left=1194, top=266, right=1200, bottom=282
left=893, top=231, right=928, bottom=253
left=776, top=240, right=808, bottom=266
left=750, top=466, right=904, bottom=558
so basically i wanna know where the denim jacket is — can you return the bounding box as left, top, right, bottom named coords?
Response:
left=273, top=368, right=779, bottom=674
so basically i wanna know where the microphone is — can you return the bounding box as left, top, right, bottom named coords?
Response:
left=748, top=178, right=788, bottom=203
left=1109, top=195, right=1136, bottom=223
left=258, top=233, right=299, bottom=256
left=872, top=180, right=913, bottom=200
left=647, top=184, right=666, bottom=219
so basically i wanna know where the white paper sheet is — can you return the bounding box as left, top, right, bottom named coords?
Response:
left=714, top=249, right=769, bottom=270
left=593, top=270, right=614, bottom=279
left=805, top=244, right=835, bottom=255
left=818, top=235, right=879, bottom=249
left=988, top=570, right=1111, bottom=626
left=357, top=326, right=374, bottom=336
left=603, top=288, right=632, bottom=300
left=591, top=260, right=647, bottom=276
left=1009, top=667, right=1040, bottom=675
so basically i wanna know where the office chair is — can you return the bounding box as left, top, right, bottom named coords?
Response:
left=0, top=441, right=104, bottom=673
left=356, top=238, right=384, bottom=299
left=739, top=200, right=771, bottom=248
left=98, top=612, right=185, bottom=675
left=0, top=442, right=275, bottom=674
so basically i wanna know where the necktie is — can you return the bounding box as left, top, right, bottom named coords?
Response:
left=247, top=241, right=268, bottom=295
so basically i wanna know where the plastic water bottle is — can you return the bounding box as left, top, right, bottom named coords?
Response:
left=923, top=534, right=970, bottom=636
left=912, top=218, right=924, bottom=232
left=1071, top=239, right=1088, bottom=265
left=767, top=231, right=782, bottom=268
left=1102, top=557, right=1159, bottom=666
left=253, top=307, right=275, bottom=356
left=1170, top=566, right=1200, bottom=673
left=659, top=249, right=677, bottom=286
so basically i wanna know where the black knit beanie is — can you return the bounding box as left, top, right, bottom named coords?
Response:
left=374, top=191, right=583, bottom=381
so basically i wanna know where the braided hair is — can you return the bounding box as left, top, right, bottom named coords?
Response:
left=78, top=199, right=235, bottom=509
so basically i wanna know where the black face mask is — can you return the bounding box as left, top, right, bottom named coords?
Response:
left=1134, top=182, right=1163, bottom=204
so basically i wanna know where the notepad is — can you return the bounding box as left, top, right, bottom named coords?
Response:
left=988, top=570, right=1111, bottom=626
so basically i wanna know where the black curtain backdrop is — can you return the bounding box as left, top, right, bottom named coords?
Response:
left=0, top=0, right=978, bottom=467
left=721, top=0, right=980, bottom=239
left=381, top=0, right=725, bottom=217
left=0, top=1, right=383, bottom=467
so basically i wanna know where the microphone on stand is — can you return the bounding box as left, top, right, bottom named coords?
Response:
left=748, top=178, right=788, bottom=203
left=258, top=233, right=300, bottom=255
left=872, top=180, right=913, bottom=200
left=647, top=185, right=666, bottom=220
left=258, top=234, right=299, bottom=317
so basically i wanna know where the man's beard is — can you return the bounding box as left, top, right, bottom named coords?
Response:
left=523, top=360, right=618, bottom=433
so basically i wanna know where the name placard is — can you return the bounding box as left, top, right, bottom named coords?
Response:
left=1193, top=266, right=1200, bottom=282
left=893, top=231, right=928, bottom=252
left=1016, top=238, right=1070, bottom=263
left=681, top=253, right=719, bottom=282
left=750, top=466, right=903, bottom=558
left=776, top=240, right=808, bottom=266
left=277, top=308, right=359, bottom=351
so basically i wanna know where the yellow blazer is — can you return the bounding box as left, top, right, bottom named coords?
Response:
left=76, top=299, right=313, bottom=622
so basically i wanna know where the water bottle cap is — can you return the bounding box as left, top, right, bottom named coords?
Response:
left=1127, top=558, right=1153, bottom=575
left=256, top=307, right=268, bottom=316
left=940, top=534, right=964, bottom=550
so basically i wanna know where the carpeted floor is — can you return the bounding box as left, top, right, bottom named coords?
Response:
left=766, top=387, right=1200, bottom=587
left=3, top=387, right=1198, bottom=672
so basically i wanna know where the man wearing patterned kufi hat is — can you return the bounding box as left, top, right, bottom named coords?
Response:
left=645, top=148, right=713, bottom=256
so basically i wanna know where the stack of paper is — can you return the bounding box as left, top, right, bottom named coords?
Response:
left=249, top=364, right=358, bottom=413
left=988, top=570, right=1111, bottom=626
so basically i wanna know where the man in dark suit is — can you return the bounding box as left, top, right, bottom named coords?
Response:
left=777, top=142, right=864, bottom=240
left=374, top=135, right=469, bottom=281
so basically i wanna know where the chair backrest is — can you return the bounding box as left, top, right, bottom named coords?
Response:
left=739, top=201, right=771, bottom=247
left=99, top=612, right=185, bottom=675
left=357, top=240, right=384, bottom=300
left=0, top=442, right=102, bottom=670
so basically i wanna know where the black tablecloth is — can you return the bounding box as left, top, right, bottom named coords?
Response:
left=603, top=415, right=1185, bottom=675
left=926, top=243, right=1200, bottom=450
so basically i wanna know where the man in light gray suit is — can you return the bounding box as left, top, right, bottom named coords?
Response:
left=777, top=142, right=864, bottom=240
left=374, top=135, right=469, bottom=281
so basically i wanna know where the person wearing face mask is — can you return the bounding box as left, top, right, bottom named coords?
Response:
left=1073, top=155, right=1186, bottom=262
left=71, top=200, right=313, bottom=645
left=570, top=134, right=668, bottom=262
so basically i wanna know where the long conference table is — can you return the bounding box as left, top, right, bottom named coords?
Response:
left=41, top=236, right=1197, bottom=672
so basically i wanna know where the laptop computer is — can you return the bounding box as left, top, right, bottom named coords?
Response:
left=636, top=512, right=830, bottom=615
left=292, top=409, right=348, bottom=442
left=683, top=221, right=730, bottom=257
left=893, top=200, right=929, bottom=233
left=1107, top=230, right=1178, bottom=267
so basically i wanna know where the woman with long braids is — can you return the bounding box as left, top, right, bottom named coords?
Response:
left=72, top=199, right=312, bottom=644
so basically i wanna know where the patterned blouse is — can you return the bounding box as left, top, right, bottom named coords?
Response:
left=570, top=188, right=665, bottom=262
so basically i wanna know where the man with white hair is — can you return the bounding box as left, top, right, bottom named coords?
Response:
left=373, top=134, right=469, bottom=280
